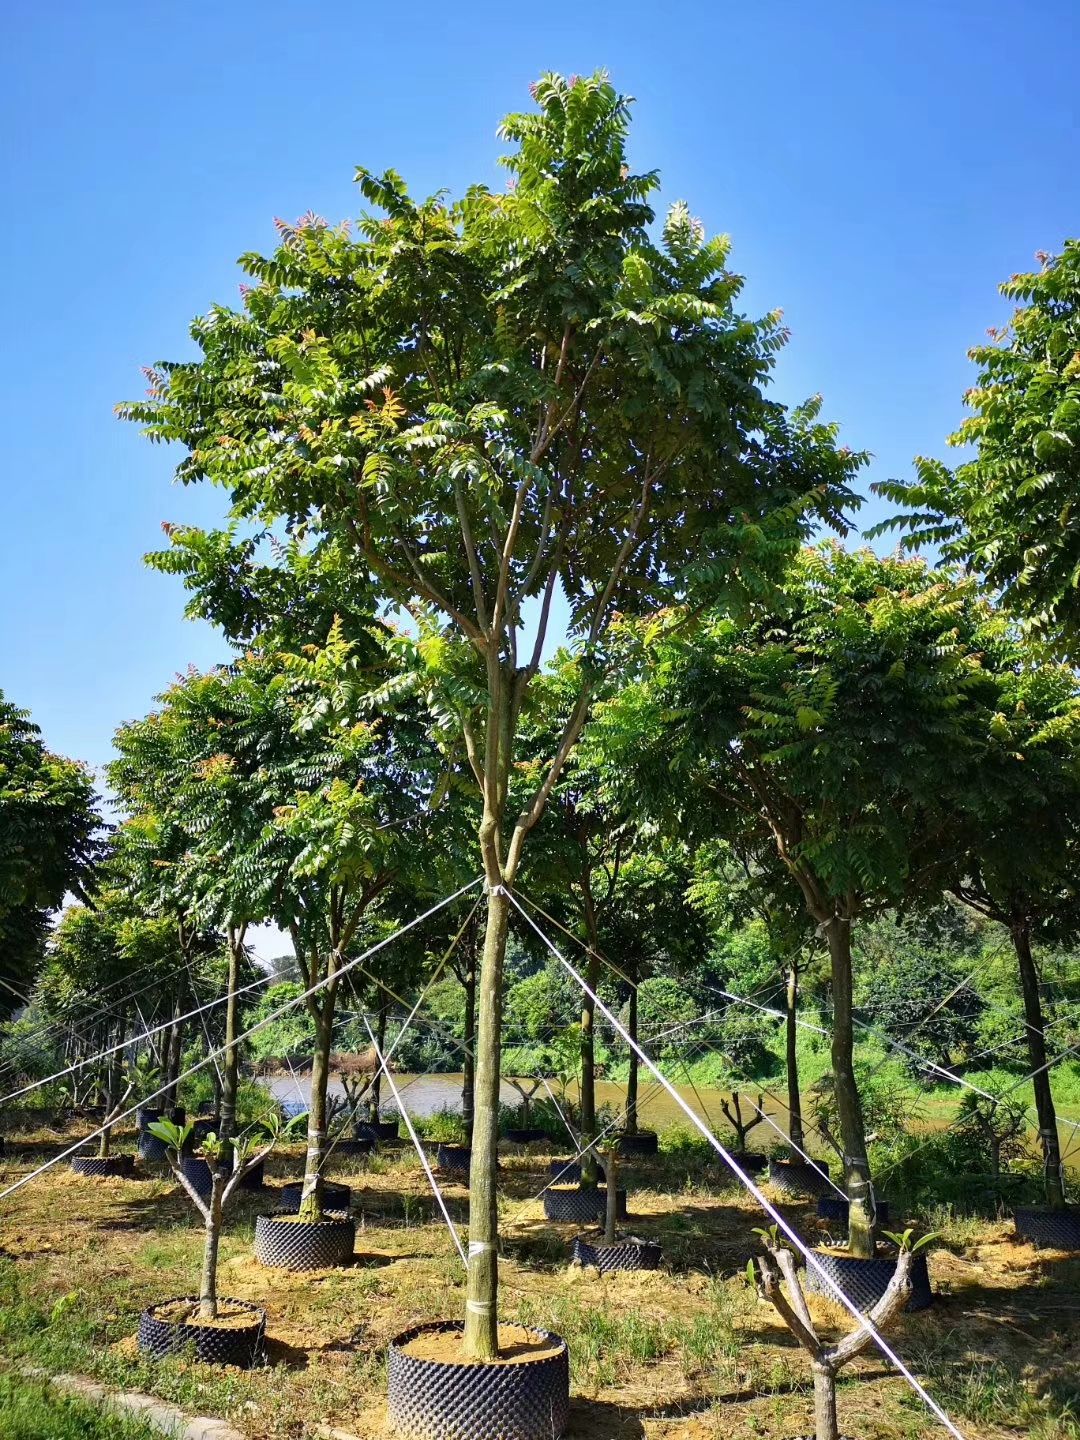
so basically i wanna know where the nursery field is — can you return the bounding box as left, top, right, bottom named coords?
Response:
left=0, top=1121, right=1077, bottom=1440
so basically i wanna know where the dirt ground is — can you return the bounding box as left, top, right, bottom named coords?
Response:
left=0, top=1119, right=1077, bottom=1440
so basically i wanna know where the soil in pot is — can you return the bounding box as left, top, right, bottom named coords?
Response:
left=138, top=1297, right=266, bottom=1368
left=388, top=1320, right=569, bottom=1440
left=728, top=1151, right=767, bottom=1174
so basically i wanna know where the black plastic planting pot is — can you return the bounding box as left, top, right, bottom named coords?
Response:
left=189, top=1116, right=221, bottom=1145
left=728, top=1151, right=767, bottom=1175
left=548, top=1160, right=605, bottom=1185
left=543, top=1185, right=627, bottom=1224
left=768, top=1158, right=832, bottom=1199
left=279, top=1179, right=351, bottom=1212
left=387, top=1320, right=569, bottom=1440
left=332, top=1137, right=376, bottom=1159
left=804, top=1247, right=933, bottom=1313
left=572, top=1234, right=661, bottom=1274
left=1014, top=1206, right=1080, bottom=1249
left=179, top=1156, right=214, bottom=1196
left=436, top=1144, right=472, bottom=1175
left=817, top=1195, right=891, bottom=1226
left=506, top=1128, right=549, bottom=1145
left=357, top=1120, right=401, bottom=1143
left=254, top=1211, right=356, bottom=1270
left=616, top=1130, right=658, bottom=1156
left=137, top=1129, right=169, bottom=1163
left=70, top=1155, right=135, bottom=1179
left=138, top=1297, right=266, bottom=1367
left=136, top=1107, right=162, bottom=1131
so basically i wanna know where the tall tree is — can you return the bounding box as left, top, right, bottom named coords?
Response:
left=873, top=241, right=1080, bottom=644
left=0, top=690, right=101, bottom=1013
left=121, top=72, right=860, bottom=1355
left=944, top=647, right=1080, bottom=1210
left=607, top=545, right=1008, bottom=1256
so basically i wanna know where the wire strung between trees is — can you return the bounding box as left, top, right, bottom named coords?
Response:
left=507, top=886, right=971, bottom=1440
left=0, top=877, right=484, bottom=1205
left=362, top=1014, right=468, bottom=1269
left=0, top=971, right=278, bottom=1109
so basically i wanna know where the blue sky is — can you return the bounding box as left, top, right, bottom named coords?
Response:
left=3, top=0, right=1079, bottom=787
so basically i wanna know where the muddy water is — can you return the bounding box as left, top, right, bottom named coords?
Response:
left=262, top=1071, right=795, bottom=1140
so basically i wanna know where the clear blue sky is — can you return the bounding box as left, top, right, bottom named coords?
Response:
left=4, top=0, right=1079, bottom=783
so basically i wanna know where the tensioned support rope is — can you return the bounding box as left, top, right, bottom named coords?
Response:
left=505, top=886, right=970, bottom=1440
left=362, top=1015, right=467, bottom=1268
left=0, top=972, right=276, bottom=1108
left=0, top=878, right=484, bottom=1204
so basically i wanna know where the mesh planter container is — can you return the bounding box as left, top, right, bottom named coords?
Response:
left=543, top=1185, right=627, bottom=1224
left=804, top=1247, right=933, bottom=1313
left=279, top=1180, right=351, bottom=1213
left=70, top=1155, right=135, bottom=1179
left=190, top=1117, right=221, bottom=1144
left=548, top=1160, right=605, bottom=1185
left=817, top=1195, right=891, bottom=1226
left=367, top=1119, right=403, bottom=1142
left=179, top=1156, right=214, bottom=1196
left=388, top=1320, right=569, bottom=1440
left=331, top=1137, right=376, bottom=1159
left=138, top=1296, right=266, bottom=1367
left=768, top=1158, right=832, bottom=1199
left=254, top=1211, right=356, bottom=1270
left=136, top=1107, right=162, bottom=1131
left=506, top=1128, right=549, bottom=1145
left=616, top=1131, right=658, bottom=1156
left=436, top=1145, right=472, bottom=1175
left=138, top=1129, right=169, bottom=1163
left=1014, top=1207, right=1080, bottom=1249
left=236, top=1158, right=266, bottom=1191
left=727, top=1151, right=767, bottom=1175
left=572, top=1234, right=661, bottom=1274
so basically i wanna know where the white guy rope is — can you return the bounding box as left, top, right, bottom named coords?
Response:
left=362, top=1014, right=467, bottom=1268
left=506, top=887, right=971, bottom=1440
left=0, top=877, right=483, bottom=1204
left=0, top=972, right=276, bottom=1108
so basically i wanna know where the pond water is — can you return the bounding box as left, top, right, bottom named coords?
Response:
left=261, top=1070, right=796, bottom=1139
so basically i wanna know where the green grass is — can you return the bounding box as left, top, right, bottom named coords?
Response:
left=0, top=1373, right=157, bottom=1440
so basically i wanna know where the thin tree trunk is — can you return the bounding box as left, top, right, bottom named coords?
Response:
left=221, top=929, right=243, bottom=1160
left=625, top=962, right=639, bottom=1135
left=464, top=881, right=510, bottom=1360
left=164, top=995, right=184, bottom=1112
left=99, top=1017, right=125, bottom=1160
left=1012, top=923, right=1066, bottom=1209
left=370, top=1004, right=387, bottom=1120
left=579, top=953, right=598, bottom=1185
left=462, top=958, right=477, bottom=1142
left=812, top=1361, right=840, bottom=1440
left=786, top=963, right=805, bottom=1153
left=604, top=1145, right=618, bottom=1245
left=199, top=1184, right=223, bottom=1320
left=300, top=998, right=334, bottom=1222
left=824, top=917, right=873, bottom=1258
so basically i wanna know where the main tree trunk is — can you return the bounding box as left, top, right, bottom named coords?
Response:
left=824, top=917, right=874, bottom=1258
left=463, top=883, right=511, bottom=1359
left=1012, top=922, right=1066, bottom=1210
